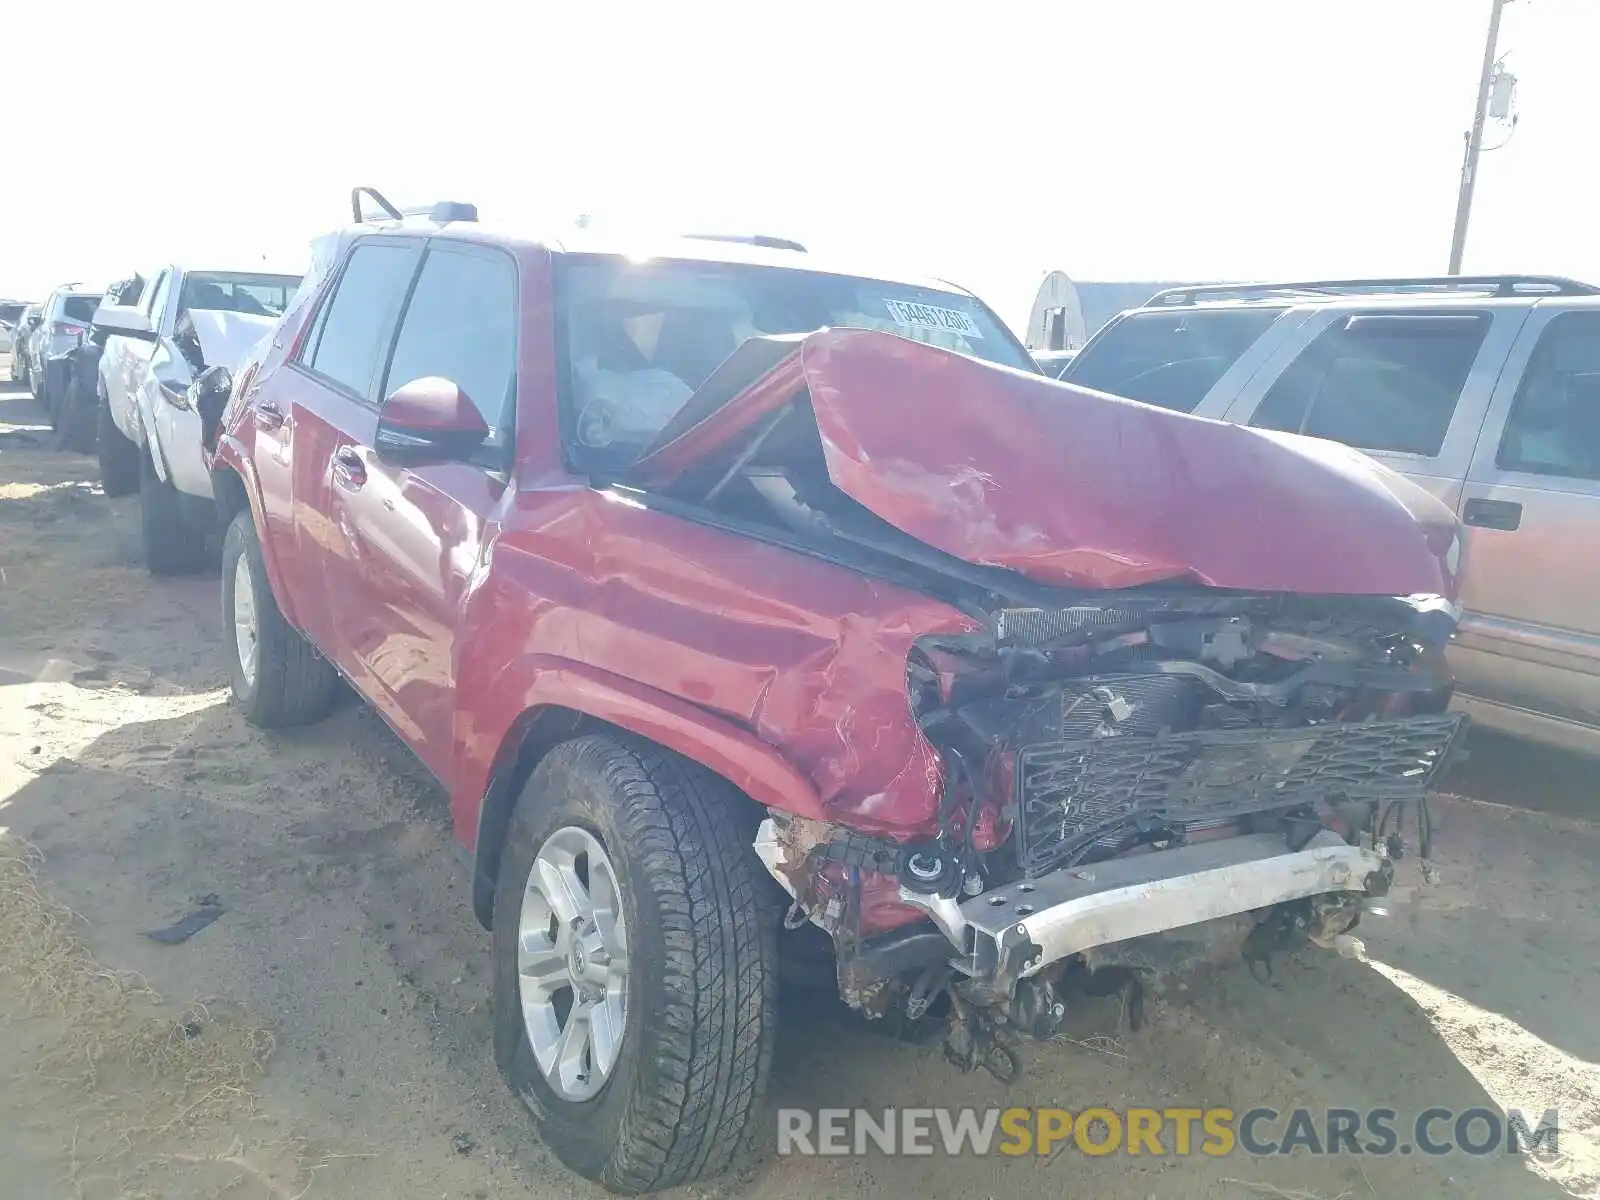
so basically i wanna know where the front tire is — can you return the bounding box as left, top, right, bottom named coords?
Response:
left=96, top=389, right=140, bottom=496
left=220, top=511, right=339, bottom=727
left=140, top=449, right=208, bottom=575
left=492, top=735, right=779, bottom=1195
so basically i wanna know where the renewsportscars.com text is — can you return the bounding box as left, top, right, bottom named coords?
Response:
left=777, top=1106, right=1561, bottom=1159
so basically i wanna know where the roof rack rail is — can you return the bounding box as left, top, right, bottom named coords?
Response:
left=1146, top=275, right=1600, bottom=307
left=350, top=187, right=478, bottom=225
left=683, top=232, right=807, bottom=253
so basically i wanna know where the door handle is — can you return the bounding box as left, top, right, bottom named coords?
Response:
left=253, top=398, right=285, bottom=431
left=332, top=447, right=367, bottom=491
left=1462, top=498, right=1522, bottom=531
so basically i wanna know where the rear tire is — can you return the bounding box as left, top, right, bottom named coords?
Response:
left=221, top=511, right=339, bottom=728
left=57, top=354, right=100, bottom=453
left=140, top=450, right=208, bottom=576
left=39, top=362, right=59, bottom=426
left=492, top=735, right=779, bottom=1195
left=96, top=389, right=140, bottom=496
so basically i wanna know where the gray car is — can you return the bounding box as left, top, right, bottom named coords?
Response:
left=28, top=284, right=103, bottom=415
left=1060, top=274, right=1600, bottom=756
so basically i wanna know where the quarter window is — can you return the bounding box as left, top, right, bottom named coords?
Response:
left=1250, top=312, right=1489, bottom=456
left=381, top=245, right=516, bottom=444
left=304, top=241, right=421, bottom=398
left=1497, top=312, right=1600, bottom=481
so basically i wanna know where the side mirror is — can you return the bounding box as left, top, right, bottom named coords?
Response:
left=92, top=305, right=156, bottom=341
left=195, top=364, right=233, bottom=399
left=375, top=377, right=490, bottom=464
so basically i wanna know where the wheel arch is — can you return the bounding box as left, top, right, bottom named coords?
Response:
left=209, top=450, right=301, bottom=629
left=467, top=658, right=828, bottom=930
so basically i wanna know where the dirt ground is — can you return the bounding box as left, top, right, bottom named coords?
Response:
left=0, top=366, right=1596, bottom=1200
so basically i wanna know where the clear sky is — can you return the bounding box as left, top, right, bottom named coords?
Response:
left=7, top=0, right=1597, bottom=330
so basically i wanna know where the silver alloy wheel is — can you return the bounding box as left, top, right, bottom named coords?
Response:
left=517, top=825, right=630, bottom=1102
left=232, top=555, right=259, bottom=689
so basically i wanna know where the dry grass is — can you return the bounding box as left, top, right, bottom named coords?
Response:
left=1221, top=1182, right=1354, bottom=1200
left=1054, top=1032, right=1128, bottom=1059
left=0, top=836, right=315, bottom=1199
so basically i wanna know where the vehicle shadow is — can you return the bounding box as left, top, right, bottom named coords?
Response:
left=1446, top=725, right=1600, bottom=823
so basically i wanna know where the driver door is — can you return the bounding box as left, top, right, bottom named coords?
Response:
left=325, top=241, right=518, bottom=779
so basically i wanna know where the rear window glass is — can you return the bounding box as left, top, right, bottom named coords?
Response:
left=63, top=296, right=101, bottom=322
left=1250, top=312, right=1489, bottom=457
left=1062, top=307, right=1283, bottom=412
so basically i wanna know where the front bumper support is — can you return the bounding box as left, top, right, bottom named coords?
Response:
left=903, top=830, right=1388, bottom=996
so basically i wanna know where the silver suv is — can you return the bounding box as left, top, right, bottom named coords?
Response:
left=29, top=283, right=103, bottom=415
left=1061, top=274, right=1600, bottom=756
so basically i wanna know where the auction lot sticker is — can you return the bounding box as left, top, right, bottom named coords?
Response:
left=884, top=299, right=984, bottom=339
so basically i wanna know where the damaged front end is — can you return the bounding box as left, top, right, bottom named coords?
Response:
left=625, top=328, right=1467, bottom=1080
left=760, top=594, right=1462, bottom=1078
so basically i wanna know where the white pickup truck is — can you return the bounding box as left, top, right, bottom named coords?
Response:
left=93, top=266, right=300, bottom=573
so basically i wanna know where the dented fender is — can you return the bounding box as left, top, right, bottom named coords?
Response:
left=458, top=653, right=831, bottom=850
left=448, top=491, right=984, bottom=870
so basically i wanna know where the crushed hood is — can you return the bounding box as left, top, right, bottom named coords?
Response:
left=183, top=308, right=277, bottom=371
left=629, top=328, right=1462, bottom=597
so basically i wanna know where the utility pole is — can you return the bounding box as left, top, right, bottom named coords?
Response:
left=1448, top=0, right=1512, bottom=274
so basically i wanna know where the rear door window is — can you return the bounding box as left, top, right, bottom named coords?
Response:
left=1062, top=307, right=1283, bottom=412
left=302, top=241, right=422, bottom=400
left=1497, top=311, right=1600, bottom=481
left=380, top=243, right=517, bottom=447
left=1249, top=312, right=1490, bottom=456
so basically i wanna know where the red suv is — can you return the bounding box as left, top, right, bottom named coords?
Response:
left=210, top=193, right=1467, bottom=1194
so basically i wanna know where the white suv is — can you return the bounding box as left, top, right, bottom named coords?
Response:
left=94, top=265, right=301, bottom=573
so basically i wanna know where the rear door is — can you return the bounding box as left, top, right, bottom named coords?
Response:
left=261, top=237, right=424, bottom=661
left=1450, top=306, right=1600, bottom=730
left=1218, top=306, right=1526, bottom=510
left=323, top=240, right=518, bottom=778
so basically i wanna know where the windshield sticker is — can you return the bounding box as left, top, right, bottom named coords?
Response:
left=883, top=299, right=984, bottom=339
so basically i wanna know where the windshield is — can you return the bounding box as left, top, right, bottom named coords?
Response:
left=179, top=272, right=302, bottom=318
left=560, top=254, right=1033, bottom=465
left=1063, top=307, right=1284, bottom=412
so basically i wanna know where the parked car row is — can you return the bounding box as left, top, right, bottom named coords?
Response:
left=114, top=189, right=1460, bottom=1193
